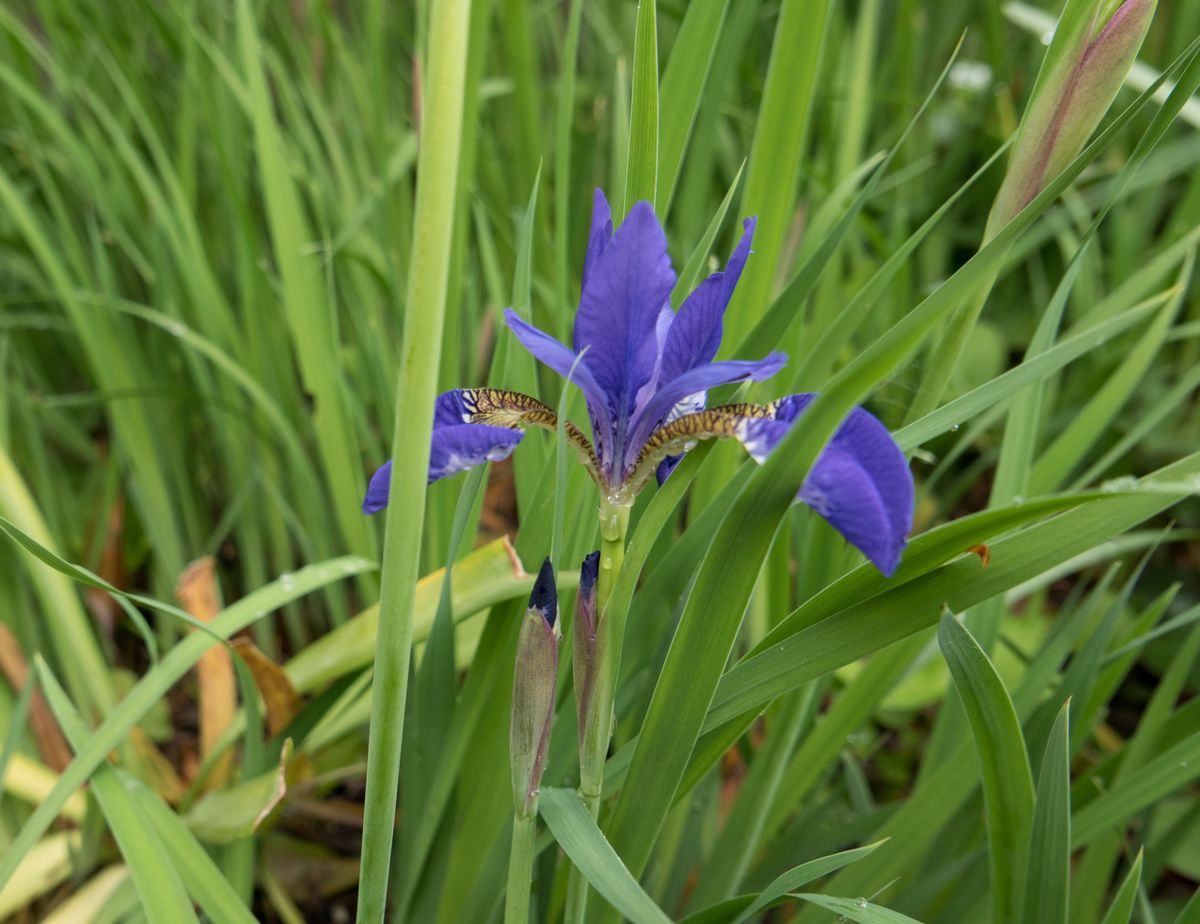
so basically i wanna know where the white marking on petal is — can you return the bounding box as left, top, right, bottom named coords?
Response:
left=735, top=419, right=773, bottom=464
left=664, top=391, right=706, bottom=426
left=631, top=303, right=677, bottom=421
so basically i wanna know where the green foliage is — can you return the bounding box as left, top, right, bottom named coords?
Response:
left=0, top=0, right=1198, bottom=921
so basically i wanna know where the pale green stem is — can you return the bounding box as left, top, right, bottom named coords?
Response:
left=505, top=811, right=537, bottom=924
left=564, top=496, right=630, bottom=924
left=354, top=0, right=471, bottom=920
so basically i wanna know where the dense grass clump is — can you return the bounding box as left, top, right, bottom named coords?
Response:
left=0, top=0, right=1198, bottom=921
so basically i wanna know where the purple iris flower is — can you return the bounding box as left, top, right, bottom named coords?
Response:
left=364, top=189, right=914, bottom=575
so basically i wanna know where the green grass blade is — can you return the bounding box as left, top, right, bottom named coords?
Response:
left=893, top=295, right=1166, bottom=451
left=539, top=788, right=671, bottom=924
left=1172, top=888, right=1200, bottom=924
left=726, top=841, right=887, bottom=924
left=1024, top=701, right=1071, bottom=924
left=735, top=34, right=963, bottom=368
left=689, top=689, right=813, bottom=905
left=285, top=538, right=553, bottom=694
left=1098, top=850, right=1144, bottom=924
left=1072, top=730, right=1200, bottom=847
left=236, top=0, right=372, bottom=561
left=1031, top=252, right=1193, bottom=492
left=708, top=470, right=1196, bottom=731
left=0, top=445, right=114, bottom=711
left=656, top=0, right=729, bottom=214
left=938, top=612, right=1034, bottom=924
left=36, top=657, right=200, bottom=924
left=794, top=894, right=925, bottom=923
left=553, top=0, right=585, bottom=314
left=0, top=671, right=37, bottom=816
left=726, top=0, right=834, bottom=342
left=127, top=780, right=258, bottom=924
left=0, top=556, right=374, bottom=892
left=623, top=0, right=659, bottom=214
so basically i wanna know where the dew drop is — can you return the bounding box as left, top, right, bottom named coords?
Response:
left=950, top=423, right=961, bottom=432
left=279, top=571, right=295, bottom=592
left=857, top=898, right=869, bottom=909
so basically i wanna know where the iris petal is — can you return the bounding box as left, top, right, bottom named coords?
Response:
left=572, top=201, right=677, bottom=422
left=625, top=353, right=786, bottom=469
left=502, top=309, right=615, bottom=457
left=735, top=395, right=913, bottom=575
left=631, top=394, right=913, bottom=573
left=362, top=425, right=524, bottom=515
left=581, top=188, right=613, bottom=293
left=363, top=388, right=604, bottom=514
left=429, top=424, right=526, bottom=482
left=798, top=444, right=900, bottom=575
left=363, top=460, right=393, bottom=514
left=660, top=217, right=756, bottom=384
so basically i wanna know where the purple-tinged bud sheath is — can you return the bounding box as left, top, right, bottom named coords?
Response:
left=572, top=551, right=601, bottom=750
left=510, top=558, right=559, bottom=818
left=990, top=0, right=1156, bottom=232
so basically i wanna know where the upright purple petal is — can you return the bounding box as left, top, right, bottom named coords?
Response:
left=502, top=308, right=615, bottom=444
left=625, top=353, right=787, bottom=470
left=572, top=202, right=677, bottom=424
left=735, top=395, right=913, bottom=575
left=659, top=218, right=756, bottom=384
left=581, top=189, right=613, bottom=293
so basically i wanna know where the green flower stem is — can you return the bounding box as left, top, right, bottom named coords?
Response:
left=565, top=496, right=630, bottom=924
left=504, top=810, right=537, bottom=924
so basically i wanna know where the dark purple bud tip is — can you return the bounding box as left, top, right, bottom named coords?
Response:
left=579, top=551, right=600, bottom=599
left=528, top=557, right=558, bottom=627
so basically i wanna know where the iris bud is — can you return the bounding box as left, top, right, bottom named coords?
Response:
left=571, top=552, right=601, bottom=748
left=510, top=558, right=559, bottom=818
left=990, top=0, right=1156, bottom=233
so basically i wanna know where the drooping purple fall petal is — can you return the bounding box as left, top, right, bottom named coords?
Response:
left=736, top=395, right=913, bottom=575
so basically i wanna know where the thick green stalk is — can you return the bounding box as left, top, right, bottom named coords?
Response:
left=565, top=497, right=630, bottom=924
left=354, top=0, right=472, bottom=920
left=505, top=812, right=537, bottom=924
